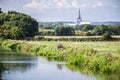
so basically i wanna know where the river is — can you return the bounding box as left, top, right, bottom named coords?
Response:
left=0, top=52, right=119, bottom=80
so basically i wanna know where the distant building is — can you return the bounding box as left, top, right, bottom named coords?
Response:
left=63, top=8, right=91, bottom=26
left=77, top=8, right=91, bottom=25
left=77, top=8, right=82, bottom=24
left=63, top=21, right=76, bottom=26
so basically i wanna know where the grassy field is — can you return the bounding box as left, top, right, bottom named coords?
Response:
left=0, top=40, right=120, bottom=74
left=34, top=35, right=120, bottom=42
left=36, top=35, right=120, bottom=39
left=39, top=29, right=54, bottom=32
left=25, top=41, right=120, bottom=55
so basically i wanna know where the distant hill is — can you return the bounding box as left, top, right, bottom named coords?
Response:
left=91, top=21, right=120, bottom=25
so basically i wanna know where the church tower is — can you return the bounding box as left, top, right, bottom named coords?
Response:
left=77, top=8, right=82, bottom=24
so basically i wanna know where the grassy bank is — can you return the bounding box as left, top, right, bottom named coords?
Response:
left=0, top=40, right=120, bottom=74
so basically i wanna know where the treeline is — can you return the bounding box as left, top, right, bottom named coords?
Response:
left=0, top=10, right=120, bottom=40
left=39, top=22, right=63, bottom=29
left=38, top=24, right=120, bottom=36
left=77, top=24, right=120, bottom=36
left=0, top=11, right=38, bottom=39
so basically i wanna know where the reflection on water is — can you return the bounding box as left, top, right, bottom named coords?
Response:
left=0, top=52, right=97, bottom=80
left=57, top=64, right=63, bottom=70
left=0, top=53, right=37, bottom=73
left=0, top=62, right=5, bottom=80
left=0, top=52, right=119, bottom=80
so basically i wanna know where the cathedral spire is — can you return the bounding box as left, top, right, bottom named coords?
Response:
left=77, top=8, right=82, bottom=24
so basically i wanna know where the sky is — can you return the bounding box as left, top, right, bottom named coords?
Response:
left=0, top=0, right=120, bottom=22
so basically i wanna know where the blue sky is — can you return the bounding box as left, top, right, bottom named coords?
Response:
left=0, top=0, right=120, bottom=22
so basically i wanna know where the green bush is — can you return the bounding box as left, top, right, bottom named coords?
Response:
left=85, top=32, right=92, bottom=36
left=55, top=26, right=75, bottom=36
left=101, top=33, right=112, bottom=40
left=111, top=60, right=120, bottom=73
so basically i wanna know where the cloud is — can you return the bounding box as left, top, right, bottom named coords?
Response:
left=23, top=0, right=69, bottom=9
left=71, top=0, right=79, bottom=8
left=23, top=0, right=48, bottom=9
left=21, top=0, right=120, bottom=22
left=92, top=2, right=104, bottom=8
left=56, top=0, right=70, bottom=8
left=23, top=0, right=89, bottom=9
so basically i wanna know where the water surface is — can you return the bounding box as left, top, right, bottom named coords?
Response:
left=0, top=52, right=99, bottom=80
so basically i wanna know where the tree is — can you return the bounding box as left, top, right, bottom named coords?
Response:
left=55, top=26, right=75, bottom=36
left=94, top=25, right=111, bottom=35
left=0, top=11, right=38, bottom=39
left=81, top=24, right=94, bottom=31
left=10, top=27, right=23, bottom=39
left=110, top=25, right=120, bottom=35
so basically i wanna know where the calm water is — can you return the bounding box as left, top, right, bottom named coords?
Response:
left=0, top=52, right=100, bottom=80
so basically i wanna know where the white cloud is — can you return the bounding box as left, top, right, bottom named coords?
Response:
left=23, top=0, right=70, bottom=9
left=71, top=0, right=79, bottom=8
left=56, top=0, right=70, bottom=8
left=23, top=0, right=38, bottom=8
left=92, top=2, right=104, bottom=8
left=80, top=4, right=88, bottom=8
left=23, top=0, right=89, bottom=9
left=23, top=0, right=48, bottom=9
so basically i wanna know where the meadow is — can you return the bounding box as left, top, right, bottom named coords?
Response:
left=0, top=40, right=120, bottom=74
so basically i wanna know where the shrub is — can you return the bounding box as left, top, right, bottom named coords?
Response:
left=85, top=32, right=92, bottom=36
left=55, top=26, right=75, bottom=36
left=88, top=56, right=108, bottom=72
left=111, top=60, right=120, bottom=73
left=101, top=33, right=112, bottom=40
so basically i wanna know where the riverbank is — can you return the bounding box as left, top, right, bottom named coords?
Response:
left=0, top=40, right=120, bottom=74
